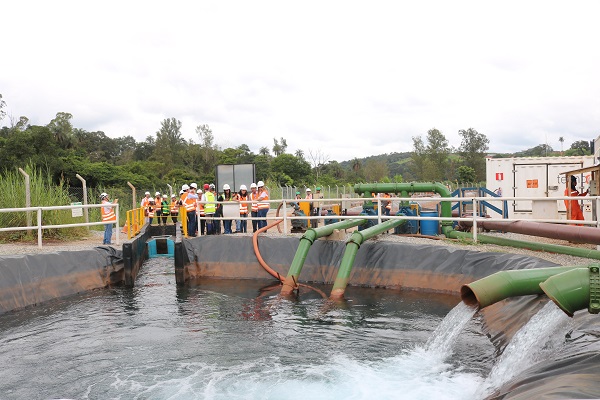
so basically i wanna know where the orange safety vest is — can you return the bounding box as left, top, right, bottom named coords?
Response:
left=564, top=188, right=584, bottom=222
left=239, top=194, right=248, bottom=215
left=258, top=190, right=270, bottom=210
left=184, top=192, right=197, bottom=212
left=147, top=204, right=155, bottom=218
left=101, top=200, right=116, bottom=222
left=170, top=199, right=179, bottom=214
left=141, top=197, right=150, bottom=208
left=250, top=192, right=259, bottom=212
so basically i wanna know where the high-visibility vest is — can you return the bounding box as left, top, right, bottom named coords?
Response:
left=155, top=197, right=162, bottom=210
left=147, top=205, right=155, bottom=218
left=250, top=192, right=259, bottom=212
left=204, top=191, right=216, bottom=214
left=184, top=192, right=197, bottom=212
left=258, top=190, right=270, bottom=210
left=239, top=194, right=248, bottom=214
left=170, top=199, right=179, bottom=214
left=161, top=200, right=170, bottom=214
left=198, top=199, right=205, bottom=216
left=141, top=197, right=150, bottom=208
left=101, top=200, right=116, bottom=222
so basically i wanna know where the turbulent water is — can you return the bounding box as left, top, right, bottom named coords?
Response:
left=0, top=258, right=495, bottom=399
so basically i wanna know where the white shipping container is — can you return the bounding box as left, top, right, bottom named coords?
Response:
left=486, top=156, right=595, bottom=219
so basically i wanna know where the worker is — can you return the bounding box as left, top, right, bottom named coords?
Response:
left=238, top=184, right=249, bottom=233
left=147, top=199, right=156, bottom=225
left=564, top=175, right=587, bottom=226
left=204, top=184, right=217, bottom=234
left=100, top=192, right=118, bottom=245
left=222, top=184, right=234, bottom=234
left=169, top=194, right=179, bottom=224
left=185, top=184, right=199, bottom=236
left=199, top=184, right=209, bottom=235
left=305, top=188, right=314, bottom=228
left=141, top=191, right=151, bottom=223
left=154, top=192, right=163, bottom=223
left=160, top=194, right=169, bottom=225
left=313, top=186, right=324, bottom=227
left=257, top=181, right=270, bottom=229
left=382, top=193, right=392, bottom=216
left=295, top=191, right=302, bottom=200
left=249, top=183, right=259, bottom=232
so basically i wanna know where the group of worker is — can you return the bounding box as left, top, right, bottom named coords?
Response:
left=140, top=181, right=271, bottom=237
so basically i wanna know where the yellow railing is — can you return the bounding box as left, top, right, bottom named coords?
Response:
left=125, top=207, right=145, bottom=239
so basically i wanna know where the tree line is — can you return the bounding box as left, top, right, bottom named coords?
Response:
left=0, top=94, right=591, bottom=190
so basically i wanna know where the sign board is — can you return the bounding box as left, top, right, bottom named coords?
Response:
left=222, top=203, right=239, bottom=219
left=216, top=164, right=256, bottom=193
left=495, top=172, right=504, bottom=181
left=71, top=202, right=83, bottom=217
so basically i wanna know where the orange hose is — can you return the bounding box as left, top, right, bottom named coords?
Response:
left=252, top=218, right=328, bottom=299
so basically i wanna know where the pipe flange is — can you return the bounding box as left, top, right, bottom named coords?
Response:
left=589, top=265, right=600, bottom=314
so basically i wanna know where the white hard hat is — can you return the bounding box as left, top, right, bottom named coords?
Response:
left=209, top=183, right=215, bottom=189
left=100, top=192, right=108, bottom=198
left=163, top=194, right=167, bottom=198
left=171, top=194, right=176, bottom=197
left=250, top=183, right=257, bottom=189
left=182, top=184, right=189, bottom=191
left=197, top=189, right=203, bottom=194
left=257, top=181, right=264, bottom=187
left=306, top=188, right=311, bottom=192
left=190, top=183, right=198, bottom=189
left=240, top=184, right=247, bottom=191
left=155, top=191, right=160, bottom=196
left=223, top=184, right=230, bottom=190
left=145, top=191, right=150, bottom=195
left=179, top=190, right=184, bottom=195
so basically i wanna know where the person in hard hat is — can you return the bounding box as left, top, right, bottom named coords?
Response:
left=203, top=184, right=217, bottom=234
left=256, top=181, right=269, bottom=229
left=237, top=184, right=249, bottom=233
left=169, top=194, right=179, bottom=224
left=100, top=192, right=118, bottom=245
left=160, top=194, right=169, bottom=225
left=304, top=188, right=315, bottom=228
left=185, top=184, right=199, bottom=236
left=154, top=191, right=163, bottom=223
left=564, top=175, right=587, bottom=226
left=221, top=184, right=235, bottom=234
left=249, top=183, right=259, bottom=232
left=295, top=191, right=302, bottom=200
left=198, top=184, right=210, bottom=235
left=147, top=199, right=156, bottom=225
left=382, top=193, right=392, bottom=216
left=141, top=191, right=151, bottom=223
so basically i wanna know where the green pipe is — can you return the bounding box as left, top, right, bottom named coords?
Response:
left=540, top=265, right=600, bottom=317
left=461, top=266, right=581, bottom=309
left=447, top=230, right=600, bottom=260
left=354, top=182, right=453, bottom=231
left=330, top=218, right=406, bottom=299
left=280, top=219, right=367, bottom=295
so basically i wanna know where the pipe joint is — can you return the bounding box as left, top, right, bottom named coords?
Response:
left=589, top=265, right=600, bottom=314
left=346, top=231, right=364, bottom=248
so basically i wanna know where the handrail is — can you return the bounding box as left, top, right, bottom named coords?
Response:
left=0, top=203, right=119, bottom=248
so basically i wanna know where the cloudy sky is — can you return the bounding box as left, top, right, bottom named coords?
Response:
left=2, top=1, right=599, bottom=162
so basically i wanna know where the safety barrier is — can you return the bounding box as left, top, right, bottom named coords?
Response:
left=125, top=207, right=145, bottom=239
left=0, top=203, right=119, bottom=248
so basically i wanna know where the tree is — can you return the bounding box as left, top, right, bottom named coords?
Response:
left=570, top=140, right=591, bottom=156
left=424, top=128, right=450, bottom=181
left=153, top=118, right=186, bottom=175
left=259, top=146, right=270, bottom=156
left=272, top=137, right=288, bottom=156
left=196, top=124, right=219, bottom=174
left=410, top=136, right=427, bottom=180
left=0, top=93, right=6, bottom=122
left=364, top=159, right=389, bottom=182
left=456, top=165, right=477, bottom=183
left=271, top=153, right=311, bottom=186
left=307, top=148, right=330, bottom=181
left=295, top=149, right=304, bottom=160
left=458, top=128, right=489, bottom=182
left=558, top=136, right=564, bottom=155
left=47, top=112, right=74, bottom=148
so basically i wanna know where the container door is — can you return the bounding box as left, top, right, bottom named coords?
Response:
left=514, top=164, right=547, bottom=212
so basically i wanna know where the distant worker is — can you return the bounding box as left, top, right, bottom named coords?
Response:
left=185, top=183, right=199, bottom=236
left=154, top=192, right=163, bottom=223
left=295, top=191, right=302, bottom=200
left=204, top=184, right=217, bottom=234
left=238, top=184, right=249, bottom=233
left=564, top=175, right=587, bottom=226
left=100, top=192, right=118, bottom=245
left=141, top=191, right=151, bottom=223
left=382, top=193, right=392, bottom=216
left=222, top=184, right=234, bottom=234
left=249, top=183, right=259, bottom=232
left=305, top=188, right=314, bottom=228
left=199, top=184, right=209, bottom=235
left=161, top=194, right=169, bottom=225
left=147, top=199, right=156, bottom=225
left=169, top=194, right=179, bottom=224
left=257, top=181, right=269, bottom=229
left=313, top=186, right=324, bottom=227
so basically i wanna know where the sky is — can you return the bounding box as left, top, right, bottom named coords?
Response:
left=1, top=1, right=599, bottom=163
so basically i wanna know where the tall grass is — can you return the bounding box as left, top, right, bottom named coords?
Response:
left=0, top=166, right=89, bottom=241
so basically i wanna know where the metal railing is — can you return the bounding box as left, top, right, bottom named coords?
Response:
left=0, top=203, right=120, bottom=248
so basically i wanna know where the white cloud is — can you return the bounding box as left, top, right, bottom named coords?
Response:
left=2, top=0, right=599, bottom=161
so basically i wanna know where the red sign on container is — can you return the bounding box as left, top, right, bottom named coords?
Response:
left=496, top=172, right=504, bottom=181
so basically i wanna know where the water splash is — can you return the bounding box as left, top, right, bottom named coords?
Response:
left=477, top=301, right=570, bottom=398
left=425, top=301, right=478, bottom=358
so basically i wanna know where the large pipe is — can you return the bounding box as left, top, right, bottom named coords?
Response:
left=460, top=266, right=581, bottom=309
left=280, top=219, right=367, bottom=295
left=353, top=182, right=454, bottom=234
left=460, top=219, right=600, bottom=245
left=539, top=265, right=600, bottom=317
left=447, top=230, right=600, bottom=260
left=330, top=218, right=406, bottom=299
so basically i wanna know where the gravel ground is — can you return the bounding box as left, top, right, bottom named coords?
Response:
left=0, top=226, right=596, bottom=267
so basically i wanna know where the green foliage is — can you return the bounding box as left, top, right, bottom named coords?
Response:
left=456, top=166, right=477, bottom=183
left=271, top=154, right=311, bottom=186
left=458, top=128, right=489, bottom=182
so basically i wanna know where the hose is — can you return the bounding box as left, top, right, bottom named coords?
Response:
left=252, top=218, right=328, bottom=299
